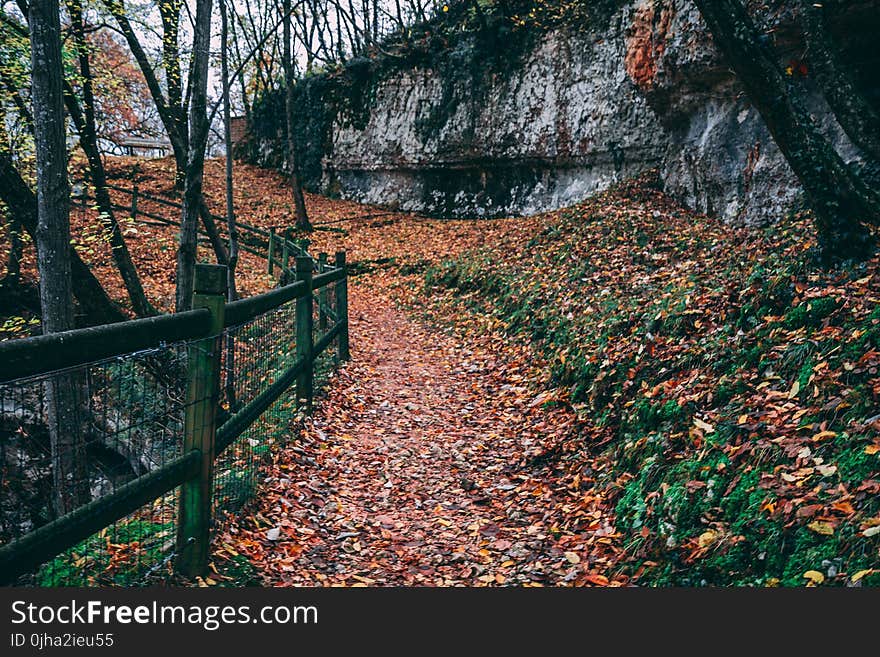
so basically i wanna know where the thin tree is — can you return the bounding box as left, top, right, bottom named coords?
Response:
left=175, top=0, right=214, bottom=311
left=101, top=0, right=229, bottom=268
left=5, top=3, right=155, bottom=316
left=158, top=0, right=186, bottom=183
left=221, top=0, right=239, bottom=407
left=65, top=0, right=157, bottom=316
left=692, top=0, right=879, bottom=262
left=27, top=0, right=89, bottom=513
left=283, top=0, right=312, bottom=231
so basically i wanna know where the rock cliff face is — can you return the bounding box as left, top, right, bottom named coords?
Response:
left=633, top=0, right=878, bottom=224
left=324, top=21, right=668, bottom=218
left=246, top=0, right=880, bottom=225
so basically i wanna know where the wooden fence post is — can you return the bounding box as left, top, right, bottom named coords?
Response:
left=335, top=251, right=350, bottom=361
left=267, top=227, right=275, bottom=276
left=176, top=263, right=226, bottom=577
left=295, top=255, right=314, bottom=412
left=318, top=252, right=328, bottom=333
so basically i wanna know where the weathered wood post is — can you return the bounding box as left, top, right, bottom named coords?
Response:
left=295, top=255, right=314, bottom=411
left=130, top=182, right=138, bottom=223
left=318, top=252, right=328, bottom=333
left=176, top=263, right=226, bottom=577
left=335, top=251, right=350, bottom=361
left=267, top=227, right=276, bottom=276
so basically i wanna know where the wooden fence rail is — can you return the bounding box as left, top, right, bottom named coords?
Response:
left=0, top=252, right=350, bottom=584
left=72, top=181, right=312, bottom=280
left=104, top=182, right=311, bottom=274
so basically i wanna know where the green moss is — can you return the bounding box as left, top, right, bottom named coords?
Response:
left=214, top=554, right=261, bottom=586
left=834, top=441, right=878, bottom=485
left=784, top=297, right=840, bottom=330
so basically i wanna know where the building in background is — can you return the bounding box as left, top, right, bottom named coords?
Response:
left=230, top=116, right=249, bottom=150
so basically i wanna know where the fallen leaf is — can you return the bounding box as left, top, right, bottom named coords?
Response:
left=693, top=418, right=714, bottom=433
left=803, top=570, right=824, bottom=585
left=697, top=530, right=718, bottom=548
left=832, top=501, right=855, bottom=515
left=807, top=521, right=834, bottom=536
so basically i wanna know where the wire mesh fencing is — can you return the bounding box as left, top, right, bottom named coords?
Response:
left=0, top=257, right=348, bottom=586
left=313, top=269, right=340, bottom=390
left=0, top=341, right=194, bottom=585
left=214, top=299, right=298, bottom=519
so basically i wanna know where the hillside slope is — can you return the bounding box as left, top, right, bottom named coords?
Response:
left=419, top=173, right=880, bottom=586
left=3, top=158, right=876, bottom=585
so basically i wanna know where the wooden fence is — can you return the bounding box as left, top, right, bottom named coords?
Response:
left=0, top=253, right=349, bottom=584
left=76, top=181, right=311, bottom=278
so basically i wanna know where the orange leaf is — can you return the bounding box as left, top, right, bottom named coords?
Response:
left=583, top=574, right=610, bottom=586
left=831, top=501, right=855, bottom=515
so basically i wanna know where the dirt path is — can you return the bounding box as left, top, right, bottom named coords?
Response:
left=225, top=278, right=623, bottom=586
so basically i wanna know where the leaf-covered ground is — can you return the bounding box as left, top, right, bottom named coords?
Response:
left=3, top=157, right=877, bottom=586
left=218, top=286, right=621, bottom=586
left=213, top=165, right=878, bottom=587
left=413, top=174, right=880, bottom=586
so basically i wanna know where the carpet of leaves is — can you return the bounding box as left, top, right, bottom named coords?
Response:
left=218, top=285, right=621, bottom=586
left=4, top=157, right=877, bottom=586
left=3, top=156, right=626, bottom=585
left=417, top=173, right=880, bottom=586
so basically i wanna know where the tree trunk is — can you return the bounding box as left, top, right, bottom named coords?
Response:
left=799, top=1, right=880, bottom=164
left=65, top=0, right=157, bottom=317
left=692, top=0, right=878, bottom=262
left=227, top=15, right=252, bottom=125
left=13, top=0, right=154, bottom=314
left=158, top=0, right=188, bottom=189
left=28, top=0, right=89, bottom=515
left=221, top=0, right=239, bottom=409
left=175, top=0, right=214, bottom=312
left=158, top=0, right=184, bottom=118
left=0, top=103, right=22, bottom=286
left=197, top=199, right=230, bottom=266
left=0, top=151, right=126, bottom=325
left=283, top=0, right=312, bottom=231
